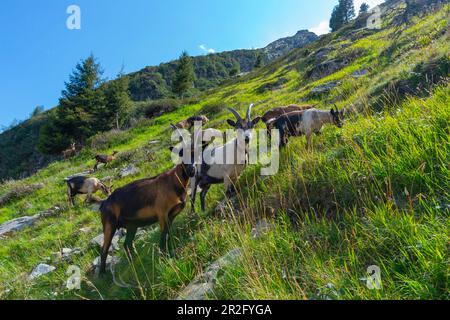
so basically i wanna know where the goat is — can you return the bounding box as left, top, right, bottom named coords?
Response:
left=190, top=104, right=261, bottom=212
left=98, top=132, right=196, bottom=274
left=93, top=151, right=119, bottom=171
left=263, top=105, right=315, bottom=136
left=175, top=115, right=209, bottom=130
left=62, top=143, right=76, bottom=160
left=262, top=104, right=314, bottom=124
left=65, top=176, right=112, bottom=206
left=273, top=107, right=343, bottom=149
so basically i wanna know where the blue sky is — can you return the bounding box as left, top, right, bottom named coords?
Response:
left=0, top=0, right=383, bottom=129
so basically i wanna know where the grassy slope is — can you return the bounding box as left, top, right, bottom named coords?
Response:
left=0, top=4, right=448, bottom=299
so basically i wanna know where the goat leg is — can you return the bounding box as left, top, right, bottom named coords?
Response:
left=124, top=225, right=138, bottom=260
left=100, top=216, right=118, bottom=275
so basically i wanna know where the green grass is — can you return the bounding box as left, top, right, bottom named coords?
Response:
left=0, top=4, right=449, bottom=300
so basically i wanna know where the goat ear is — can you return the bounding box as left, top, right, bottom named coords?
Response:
left=227, top=119, right=236, bottom=127
left=252, top=116, right=262, bottom=127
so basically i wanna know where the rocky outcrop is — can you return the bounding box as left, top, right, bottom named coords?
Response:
left=0, top=206, right=60, bottom=237
left=310, top=81, right=341, bottom=94
left=264, top=30, right=319, bottom=61
left=177, top=248, right=242, bottom=300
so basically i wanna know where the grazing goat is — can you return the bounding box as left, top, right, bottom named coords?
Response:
left=262, top=104, right=314, bottom=124
left=62, top=143, right=76, bottom=160
left=94, top=151, right=119, bottom=171
left=175, top=115, right=209, bottom=130
left=98, top=133, right=196, bottom=274
left=191, top=104, right=261, bottom=212
left=65, top=176, right=112, bottom=206
left=263, top=105, right=315, bottom=137
left=273, top=107, right=343, bottom=149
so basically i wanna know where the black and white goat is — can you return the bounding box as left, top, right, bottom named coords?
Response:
left=273, top=107, right=343, bottom=149
left=65, top=176, right=112, bottom=206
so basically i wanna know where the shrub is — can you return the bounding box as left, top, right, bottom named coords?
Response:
left=90, top=129, right=131, bottom=151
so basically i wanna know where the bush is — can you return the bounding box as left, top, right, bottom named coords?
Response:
left=141, top=99, right=181, bottom=119
left=89, top=129, right=131, bottom=151
left=199, top=101, right=228, bottom=117
left=0, top=183, right=44, bottom=206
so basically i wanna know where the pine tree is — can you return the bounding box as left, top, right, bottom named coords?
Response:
left=104, top=69, right=132, bottom=130
left=57, top=54, right=105, bottom=142
left=329, top=0, right=356, bottom=31
left=330, top=5, right=344, bottom=32
left=39, top=55, right=105, bottom=154
left=172, top=51, right=195, bottom=98
left=229, top=62, right=240, bottom=77
left=359, top=2, right=370, bottom=15
left=254, top=53, right=264, bottom=69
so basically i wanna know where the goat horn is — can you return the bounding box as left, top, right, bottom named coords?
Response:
left=171, top=123, right=188, bottom=146
left=246, top=103, right=254, bottom=121
left=228, top=108, right=243, bottom=121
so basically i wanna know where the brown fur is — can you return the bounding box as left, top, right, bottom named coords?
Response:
left=94, top=151, right=118, bottom=171
left=62, top=143, right=76, bottom=160
left=262, top=105, right=314, bottom=125
left=99, top=162, right=193, bottom=274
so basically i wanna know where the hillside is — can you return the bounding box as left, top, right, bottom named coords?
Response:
left=127, top=30, right=318, bottom=100
left=0, top=0, right=449, bottom=300
left=0, top=30, right=317, bottom=182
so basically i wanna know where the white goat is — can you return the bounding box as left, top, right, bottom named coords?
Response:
left=190, top=104, right=261, bottom=211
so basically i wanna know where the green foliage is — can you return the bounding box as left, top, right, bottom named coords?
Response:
left=359, top=2, right=370, bottom=15
left=254, top=53, right=264, bottom=69
left=172, top=51, right=196, bottom=98
left=104, top=71, right=132, bottom=130
left=330, top=0, right=356, bottom=31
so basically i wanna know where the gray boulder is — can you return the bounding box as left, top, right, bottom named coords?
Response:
left=311, top=81, right=340, bottom=94
left=119, top=165, right=139, bottom=178
left=177, top=248, right=242, bottom=300
left=28, top=263, right=56, bottom=281
left=352, top=69, right=369, bottom=78
left=0, top=214, right=41, bottom=237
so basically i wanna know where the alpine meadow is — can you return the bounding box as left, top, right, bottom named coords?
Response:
left=0, top=0, right=449, bottom=301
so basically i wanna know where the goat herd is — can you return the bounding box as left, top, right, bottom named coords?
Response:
left=63, top=103, right=344, bottom=274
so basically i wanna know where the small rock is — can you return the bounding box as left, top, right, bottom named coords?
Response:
left=352, top=69, right=369, bottom=78
left=311, top=81, right=340, bottom=94
left=28, top=263, right=56, bottom=281
left=52, top=248, right=82, bottom=262
left=92, top=255, right=120, bottom=273
left=251, top=220, right=274, bottom=239
left=90, top=229, right=125, bottom=251
left=177, top=248, right=242, bottom=300
left=119, top=165, right=139, bottom=178
left=79, top=227, right=92, bottom=234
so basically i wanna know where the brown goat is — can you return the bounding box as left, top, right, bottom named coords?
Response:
left=262, top=105, right=314, bottom=125
left=93, top=151, right=119, bottom=171
left=62, top=143, right=76, bottom=160
left=98, top=139, right=196, bottom=274
left=175, top=115, right=209, bottom=130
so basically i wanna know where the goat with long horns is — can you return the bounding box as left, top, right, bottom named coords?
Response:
left=190, top=104, right=261, bottom=212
